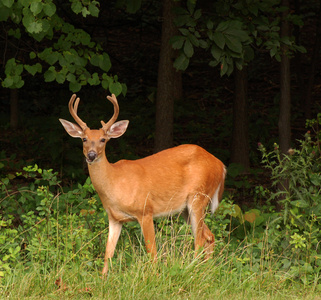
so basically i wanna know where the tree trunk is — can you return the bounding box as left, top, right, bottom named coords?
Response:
left=279, top=0, right=291, bottom=155
left=10, top=89, right=19, bottom=129
left=230, top=67, right=250, bottom=170
left=154, top=0, right=182, bottom=153
left=278, top=0, right=291, bottom=208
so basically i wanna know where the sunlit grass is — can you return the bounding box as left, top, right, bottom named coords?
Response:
left=2, top=216, right=321, bottom=299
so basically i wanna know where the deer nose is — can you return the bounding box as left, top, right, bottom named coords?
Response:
left=87, top=151, right=97, bottom=162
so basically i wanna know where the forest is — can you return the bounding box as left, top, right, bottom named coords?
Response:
left=1, top=0, right=321, bottom=298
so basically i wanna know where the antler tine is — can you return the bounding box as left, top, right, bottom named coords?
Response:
left=101, top=94, right=119, bottom=133
left=68, top=94, right=88, bottom=131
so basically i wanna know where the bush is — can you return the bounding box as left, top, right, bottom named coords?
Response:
left=256, top=124, right=321, bottom=283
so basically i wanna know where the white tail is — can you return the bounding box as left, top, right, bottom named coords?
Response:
left=59, top=94, right=226, bottom=275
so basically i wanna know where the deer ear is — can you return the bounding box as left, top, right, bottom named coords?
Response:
left=107, top=120, right=129, bottom=138
left=59, top=119, right=83, bottom=138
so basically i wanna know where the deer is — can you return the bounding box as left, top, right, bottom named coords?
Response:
left=59, top=93, right=226, bottom=275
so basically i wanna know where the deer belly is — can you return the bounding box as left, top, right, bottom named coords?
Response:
left=105, top=207, right=135, bottom=223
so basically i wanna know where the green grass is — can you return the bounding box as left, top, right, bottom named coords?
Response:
left=1, top=227, right=321, bottom=300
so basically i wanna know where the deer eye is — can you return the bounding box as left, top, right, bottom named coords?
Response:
left=83, top=138, right=87, bottom=142
left=100, top=138, right=106, bottom=143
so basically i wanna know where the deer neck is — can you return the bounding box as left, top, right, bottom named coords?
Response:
left=87, top=155, right=113, bottom=195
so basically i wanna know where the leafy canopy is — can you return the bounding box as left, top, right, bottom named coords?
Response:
left=0, top=0, right=125, bottom=95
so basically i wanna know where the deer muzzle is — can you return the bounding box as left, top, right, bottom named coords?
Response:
left=87, top=151, right=97, bottom=163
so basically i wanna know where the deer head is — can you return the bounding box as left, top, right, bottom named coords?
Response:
left=59, top=94, right=129, bottom=164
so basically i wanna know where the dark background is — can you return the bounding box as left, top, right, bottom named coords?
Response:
left=1, top=0, right=321, bottom=205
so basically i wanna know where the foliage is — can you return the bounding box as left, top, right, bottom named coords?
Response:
left=255, top=123, right=321, bottom=282
left=0, top=163, right=105, bottom=277
left=172, top=0, right=306, bottom=75
left=0, top=0, right=126, bottom=95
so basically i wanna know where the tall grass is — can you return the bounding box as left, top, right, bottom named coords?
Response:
left=1, top=214, right=321, bottom=299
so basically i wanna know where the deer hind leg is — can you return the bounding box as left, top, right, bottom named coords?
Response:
left=187, top=193, right=215, bottom=259
left=202, top=223, right=215, bottom=259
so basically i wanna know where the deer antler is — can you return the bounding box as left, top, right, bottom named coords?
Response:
left=68, top=94, right=88, bottom=131
left=101, top=94, right=119, bottom=133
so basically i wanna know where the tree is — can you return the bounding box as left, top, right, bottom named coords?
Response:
left=0, top=0, right=126, bottom=127
left=154, top=0, right=182, bottom=152
left=231, top=67, right=249, bottom=170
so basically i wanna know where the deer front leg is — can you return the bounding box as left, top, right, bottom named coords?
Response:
left=138, top=214, right=157, bottom=259
left=102, top=217, right=123, bottom=275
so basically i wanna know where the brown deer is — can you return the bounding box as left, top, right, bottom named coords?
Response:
left=59, top=94, right=226, bottom=275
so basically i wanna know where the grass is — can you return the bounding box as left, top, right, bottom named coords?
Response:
left=2, top=254, right=320, bottom=299
left=1, top=221, right=321, bottom=300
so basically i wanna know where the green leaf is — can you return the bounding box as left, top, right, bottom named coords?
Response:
left=30, top=2, right=43, bottom=16
left=220, top=60, right=229, bottom=76
left=270, top=46, right=278, bottom=57
left=173, top=53, right=189, bottom=71
left=100, top=53, right=111, bottom=72
left=225, top=35, right=242, bottom=54
left=88, top=73, right=100, bottom=86
left=27, top=21, right=43, bottom=34
left=184, top=39, right=194, bottom=58
left=179, top=28, right=189, bottom=36
left=44, top=67, right=56, bottom=82
left=2, top=77, right=14, bottom=88
left=80, top=32, right=91, bottom=46
left=81, top=7, right=90, bottom=17
left=13, top=76, right=24, bottom=88
left=71, top=1, right=82, bottom=14
left=88, top=2, right=99, bottom=17
left=56, top=72, right=65, bottom=84
left=69, top=81, right=81, bottom=92
left=193, top=9, right=201, bottom=20
left=101, top=79, right=109, bottom=90
left=121, top=83, right=127, bottom=96
left=90, top=54, right=101, bottom=67
left=170, top=36, right=186, bottom=50
left=43, top=2, right=56, bottom=17
left=227, top=29, right=249, bottom=43
left=187, top=0, right=195, bottom=14
left=29, top=52, right=37, bottom=59
left=2, top=0, right=14, bottom=8
left=188, top=34, right=199, bottom=47
left=310, top=174, right=321, bottom=186
left=39, top=48, right=59, bottom=65
left=207, top=19, right=214, bottom=30
left=24, top=63, right=42, bottom=76
left=66, top=73, right=76, bottom=83
left=211, top=44, right=223, bottom=61
left=213, top=32, right=225, bottom=49
left=109, top=81, right=122, bottom=96
left=216, top=21, right=230, bottom=32
left=199, top=39, right=207, bottom=49
left=0, top=6, right=10, bottom=21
